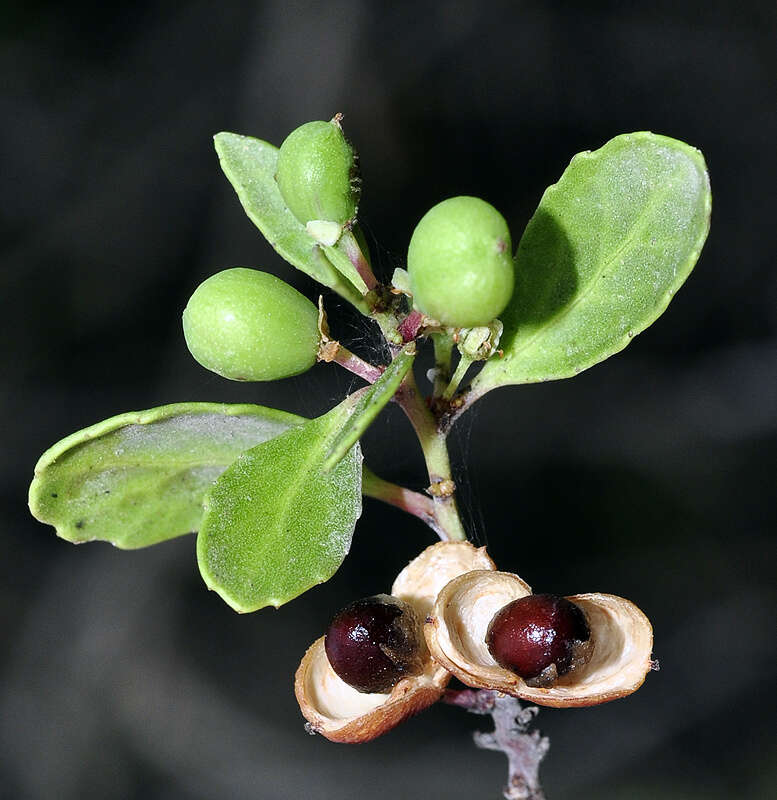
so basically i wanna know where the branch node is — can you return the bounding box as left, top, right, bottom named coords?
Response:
left=427, top=478, right=456, bottom=498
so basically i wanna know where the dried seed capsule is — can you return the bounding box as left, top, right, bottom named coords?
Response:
left=424, top=570, right=654, bottom=707
left=486, top=593, right=592, bottom=687
left=276, top=118, right=359, bottom=229
left=324, top=594, right=424, bottom=694
left=295, top=541, right=495, bottom=742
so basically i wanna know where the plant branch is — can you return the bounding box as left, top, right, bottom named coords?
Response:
left=438, top=378, right=489, bottom=433
left=361, top=467, right=447, bottom=540
left=324, top=295, right=468, bottom=541
left=444, top=689, right=549, bottom=800
left=395, top=370, right=467, bottom=542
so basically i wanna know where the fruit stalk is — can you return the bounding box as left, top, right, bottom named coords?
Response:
left=442, top=354, right=473, bottom=401
left=326, top=344, right=385, bottom=384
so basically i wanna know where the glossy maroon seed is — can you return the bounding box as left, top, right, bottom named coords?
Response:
left=486, top=593, right=591, bottom=682
left=324, top=594, right=423, bottom=694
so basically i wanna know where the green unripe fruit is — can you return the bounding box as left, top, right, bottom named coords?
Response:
left=276, top=118, right=359, bottom=228
left=407, top=196, right=515, bottom=327
left=182, top=268, right=320, bottom=381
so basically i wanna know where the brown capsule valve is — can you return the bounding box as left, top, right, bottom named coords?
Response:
left=424, top=570, right=654, bottom=708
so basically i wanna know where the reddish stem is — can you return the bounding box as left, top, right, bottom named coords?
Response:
left=361, top=469, right=447, bottom=540
left=331, top=345, right=384, bottom=383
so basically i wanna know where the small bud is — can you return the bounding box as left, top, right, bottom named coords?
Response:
left=391, top=267, right=412, bottom=295
left=457, top=319, right=504, bottom=360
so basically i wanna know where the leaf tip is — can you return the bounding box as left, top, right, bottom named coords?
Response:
left=213, top=130, right=236, bottom=144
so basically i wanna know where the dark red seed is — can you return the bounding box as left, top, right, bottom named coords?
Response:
left=324, top=594, right=424, bottom=694
left=486, top=593, right=591, bottom=685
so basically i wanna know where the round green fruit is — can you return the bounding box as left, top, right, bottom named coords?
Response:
left=276, top=118, right=359, bottom=227
left=407, top=196, right=514, bottom=327
left=182, top=268, right=320, bottom=381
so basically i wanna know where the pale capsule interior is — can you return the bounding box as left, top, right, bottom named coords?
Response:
left=431, top=570, right=531, bottom=686
left=539, top=593, right=653, bottom=702
left=442, top=570, right=531, bottom=667
left=305, top=637, right=391, bottom=720
left=391, top=540, right=496, bottom=619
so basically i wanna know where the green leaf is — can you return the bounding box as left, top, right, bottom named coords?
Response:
left=321, top=241, right=369, bottom=295
left=324, top=345, right=415, bottom=470
left=475, top=132, right=711, bottom=391
left=213, top=132, right=368, bottom=312
left=197, top=402, right=363, bottom=612
left=29, top=403, right=302, bottom=549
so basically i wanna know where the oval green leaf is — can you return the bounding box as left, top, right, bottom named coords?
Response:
left=214, top=132, right=368, bottom=312
left=29, top=403, right=302, bottom=549
left=475, top=132, right=711, bottom=391
left=197, top=403, right=363, bottom=612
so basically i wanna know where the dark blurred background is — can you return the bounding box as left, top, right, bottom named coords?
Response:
left=2, top=1, right=776, bottom=798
